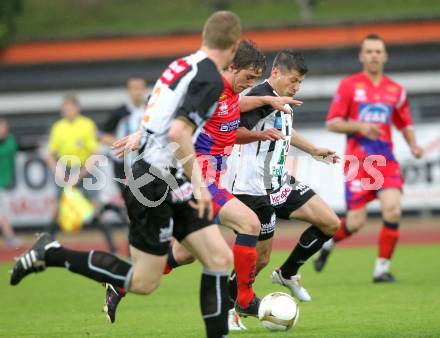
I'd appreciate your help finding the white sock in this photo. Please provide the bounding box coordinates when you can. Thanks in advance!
[373,258,390,277]
[322,238,335,251]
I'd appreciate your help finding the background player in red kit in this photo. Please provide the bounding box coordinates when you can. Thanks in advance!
[314,34,424,282]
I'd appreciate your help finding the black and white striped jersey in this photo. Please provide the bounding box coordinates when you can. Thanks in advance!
[231,80,293,195]
[141,50,224,171]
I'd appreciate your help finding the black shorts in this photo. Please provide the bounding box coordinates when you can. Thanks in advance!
[234,177,315,241]
[123,160,211,256]
[112,161,126,192]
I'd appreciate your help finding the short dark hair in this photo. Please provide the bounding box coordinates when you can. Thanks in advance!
[127,76,146,85]
[273,49,308,75]
[232,39,266,73]
[361,34,386,50]
[127,74,145,81]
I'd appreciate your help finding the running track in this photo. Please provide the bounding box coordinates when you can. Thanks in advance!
[1,220,439,262]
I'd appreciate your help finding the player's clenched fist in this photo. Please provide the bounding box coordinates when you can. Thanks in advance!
[359,123,382,140]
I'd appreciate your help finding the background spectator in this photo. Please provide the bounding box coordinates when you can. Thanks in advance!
[0,117,20,248]
[47,94,117,253]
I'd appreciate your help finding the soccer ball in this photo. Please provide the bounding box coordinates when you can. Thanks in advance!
[258,292,299,331]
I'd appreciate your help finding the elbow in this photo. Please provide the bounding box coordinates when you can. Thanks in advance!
[235,128,251,144]
[168,120,182,143]
[235,137,245,145]
[167,128,180,143]
[168,118,194,144]
[326,122,337,133]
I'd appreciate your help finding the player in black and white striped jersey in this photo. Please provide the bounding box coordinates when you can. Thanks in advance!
[227,50,341,303]
[10,11,241,338]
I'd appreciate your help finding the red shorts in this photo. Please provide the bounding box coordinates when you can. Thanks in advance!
[197,154,234,220]
[208,181,235,221]
[344,160,403,210]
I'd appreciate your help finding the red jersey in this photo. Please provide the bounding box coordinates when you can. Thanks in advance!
[195,76,240,156]
[327,72,413,162]
[194,76,240,186]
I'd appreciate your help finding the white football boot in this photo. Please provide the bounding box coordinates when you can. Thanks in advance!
[228,308,247,331]
[271,269,312,302]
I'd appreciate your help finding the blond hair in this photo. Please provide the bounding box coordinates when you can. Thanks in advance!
[202,11,241,50]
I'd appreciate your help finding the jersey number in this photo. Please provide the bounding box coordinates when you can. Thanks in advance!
[159,59,190,86]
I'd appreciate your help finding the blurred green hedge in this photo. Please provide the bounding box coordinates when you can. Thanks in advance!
[0,0,22,49]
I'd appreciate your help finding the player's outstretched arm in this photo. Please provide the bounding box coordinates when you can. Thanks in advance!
[235,126,284,144]
[402,127,424,158]
[290,128,340,164]
[168,117,213,220]
[239,96,302,113]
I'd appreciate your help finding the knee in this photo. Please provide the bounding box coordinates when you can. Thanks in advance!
[383,204,401,223]
[346,218,365,233]
[237,212,260,236]
[175,248,196,265]
[130,276,161,295]
[180,255,196,265]
[320,214,341,236]
[205,248,233,272]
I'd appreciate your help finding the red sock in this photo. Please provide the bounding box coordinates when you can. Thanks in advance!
[233,235,257,308]
[333,218,352,242]
[163,263,173,275]
[378,225,400,259]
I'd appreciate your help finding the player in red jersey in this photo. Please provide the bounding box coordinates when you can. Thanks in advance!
[314,34,424,282]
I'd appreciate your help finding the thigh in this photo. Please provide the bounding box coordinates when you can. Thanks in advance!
[377,188,401,208]
[218,196,260,234]
[129,244,167,288]
[377,188,402,220]
[289,194,338,228]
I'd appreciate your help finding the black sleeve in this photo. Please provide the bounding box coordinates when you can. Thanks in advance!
[100,106,129,133]
[240,82,275,130]
[239,107,268,130]
[175,59,224,127]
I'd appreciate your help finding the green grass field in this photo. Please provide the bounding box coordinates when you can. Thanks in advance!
[12,0,440,41]
[1,245,439,337]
